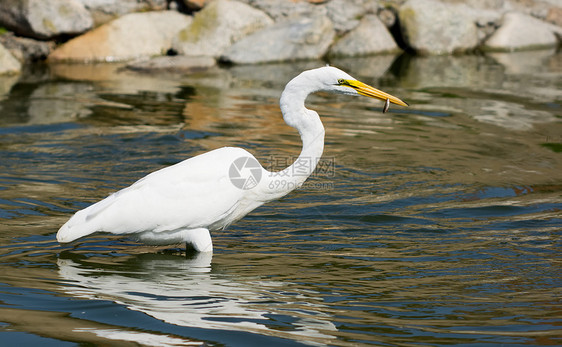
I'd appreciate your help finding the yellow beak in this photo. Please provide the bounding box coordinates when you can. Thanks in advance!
[343,79,409,108]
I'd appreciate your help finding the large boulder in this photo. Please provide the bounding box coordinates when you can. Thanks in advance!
[0,43,21,75]
[399,0,480,54]
[0,0,92,40]
[172,0,273,57]
[329,15,400,57]
[49,11,191,63]
[220,15,335,64]
[483,12,562,51]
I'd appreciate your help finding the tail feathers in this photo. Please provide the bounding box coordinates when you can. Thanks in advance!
[57,210,99,243]
[57,189,123,243]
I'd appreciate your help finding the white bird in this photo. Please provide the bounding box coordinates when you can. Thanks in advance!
[57,66,408,252]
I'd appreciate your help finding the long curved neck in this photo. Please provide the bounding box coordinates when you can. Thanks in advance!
[260,79,325,198]
[280,98,325,181]
[278,112,325,189]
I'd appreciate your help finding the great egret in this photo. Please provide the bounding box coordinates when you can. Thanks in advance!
[57,66,408,252]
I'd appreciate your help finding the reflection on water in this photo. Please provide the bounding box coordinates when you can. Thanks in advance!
[58,251,336,345]
[0,51,561,345]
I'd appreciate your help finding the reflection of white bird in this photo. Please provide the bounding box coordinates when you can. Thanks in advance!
[57,254,338,343]
[57,66,408,252]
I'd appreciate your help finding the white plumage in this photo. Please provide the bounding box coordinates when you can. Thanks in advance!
[57,66,408,252]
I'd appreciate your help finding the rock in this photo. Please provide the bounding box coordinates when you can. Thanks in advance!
[0,43,22,75]
[483,12,561,51]
[378,8,397,28]
[126,55,216,73]
[0,74,19,97]
[499,0,557,20]
[546,7,562,27]
[78,0,168,26]
[458,0,505,10]
[324,0,371,34]
[220,15,335,64]
[242,0,376,34]
[172,0,273,57]
[49,11,191,63]
[399,0,480,54]
[0,32,53,62]
[0,0,92,40]
[329,15,400,57]
[238,0,323,22]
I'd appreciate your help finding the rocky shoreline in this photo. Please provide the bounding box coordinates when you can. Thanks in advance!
[0,0,561,75]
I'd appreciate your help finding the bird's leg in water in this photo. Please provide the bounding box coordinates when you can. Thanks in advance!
[182,228,213,253]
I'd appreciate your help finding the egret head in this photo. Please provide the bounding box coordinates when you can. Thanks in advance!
[312,66,409,108]
[281,66,408,129]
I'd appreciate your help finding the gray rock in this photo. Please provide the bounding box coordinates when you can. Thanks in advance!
[0,43,21,75]
[220,15,335,64]
[0,0,93,40]
[457,0,505,10]
[329,15,400,57]
[78,0,168,26]
[483,12,561,51]
[172,0,273,57]
[49,11,191,63]
[399,0,480,54]
[324,0,371,34]
[378,8,397,28]
[499,0,559,21]
[238,0,323,22]
[0,32,54,62]
[126,56,216,73]
[241,0,377,34]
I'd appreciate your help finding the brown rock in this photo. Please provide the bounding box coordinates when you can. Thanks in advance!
[545,7,562,27]
[49,11,191,63]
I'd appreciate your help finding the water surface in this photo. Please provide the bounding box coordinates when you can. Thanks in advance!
[0,51,561,346]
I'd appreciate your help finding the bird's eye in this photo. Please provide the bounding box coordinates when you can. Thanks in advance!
[337,78,348,86]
